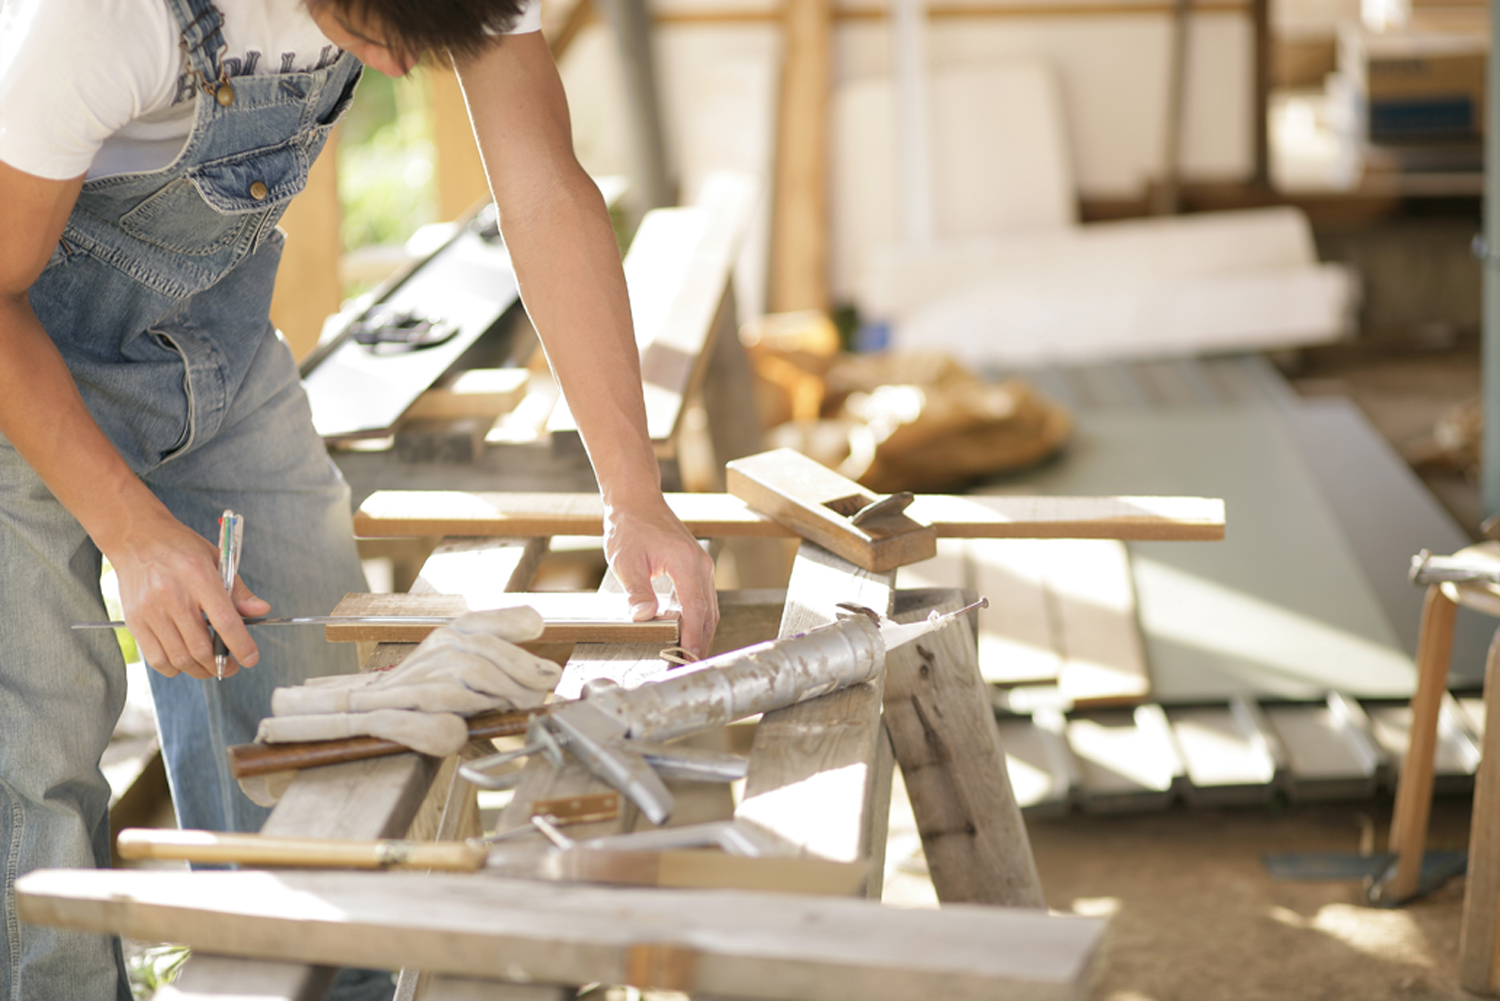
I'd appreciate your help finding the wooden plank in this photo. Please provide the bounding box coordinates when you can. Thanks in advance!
[884,589,1045,907]
[549,177,757,452]
[1461,627,1500,994]
[320,592,679,645]
[1049,540,1151,707]
[179,535,547,999]
[1001,407,1415,701]
[411,536,550,601]
[353,489,1225,541]
[770,0,832,312]
[402,368,530,423]
[968,540,1063,686]
[734,543,895,894]
[17,868,1108,1000]
[726,449,937,572]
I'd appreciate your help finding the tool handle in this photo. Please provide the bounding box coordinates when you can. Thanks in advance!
[227,705,545,778]
[115,829,486,872]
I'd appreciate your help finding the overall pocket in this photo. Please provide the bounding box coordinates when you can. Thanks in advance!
[118,140,309,256]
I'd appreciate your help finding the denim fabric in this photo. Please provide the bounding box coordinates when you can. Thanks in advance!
[0,1,379,998]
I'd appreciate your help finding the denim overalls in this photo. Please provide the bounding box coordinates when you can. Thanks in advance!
[0,1,379,996]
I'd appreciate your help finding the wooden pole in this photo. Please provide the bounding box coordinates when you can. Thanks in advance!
[770,0,832,312]
[269,128,343,362]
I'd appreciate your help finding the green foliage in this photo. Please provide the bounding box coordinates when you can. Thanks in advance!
[338,71,437,253]
[100,560,139,665]
[127,944,190,998]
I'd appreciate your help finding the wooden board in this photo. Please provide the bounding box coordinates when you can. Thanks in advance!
[734,543,895,896]
[300,219,521,440]
[883,589,1044,907]
[402,368,530,423]
[993,407,1416,700]
[17,868,1108,1000]
[726,449,937,573]
[353,489,1224,542]
[321,592,679,645]
[549,176,757,453]
[1048,540,1151,707]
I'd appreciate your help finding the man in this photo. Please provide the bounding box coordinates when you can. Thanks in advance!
[0,0,718,996]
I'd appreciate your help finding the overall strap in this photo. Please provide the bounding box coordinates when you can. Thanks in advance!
[164,0,229,98]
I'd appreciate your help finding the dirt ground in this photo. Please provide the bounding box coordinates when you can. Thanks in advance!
[881,782,1477,1000]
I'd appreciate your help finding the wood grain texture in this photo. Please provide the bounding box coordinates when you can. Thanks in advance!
[884,590,1045,907]
[735,543,895,893]
[1386,585,1459,901]
[321,592,679,645]
[17,868,1108,1000]
[354,489,1225,541]
[727,449,938,572]
[1461,626,1500,995]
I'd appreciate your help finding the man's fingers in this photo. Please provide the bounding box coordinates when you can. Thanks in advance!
[232,576,270,617]
[204,584,259,670]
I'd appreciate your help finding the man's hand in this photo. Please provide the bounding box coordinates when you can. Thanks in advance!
[604,497,718,660]
[107,510,268,680]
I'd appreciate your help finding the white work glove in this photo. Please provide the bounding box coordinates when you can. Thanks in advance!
[255,607,562,756]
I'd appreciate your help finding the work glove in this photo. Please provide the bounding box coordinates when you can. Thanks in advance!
[255,607,562,756]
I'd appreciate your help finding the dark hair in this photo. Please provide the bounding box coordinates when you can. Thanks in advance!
[310,0,530,62]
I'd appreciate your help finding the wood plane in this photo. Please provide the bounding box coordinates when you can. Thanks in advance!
[727,448,938,572]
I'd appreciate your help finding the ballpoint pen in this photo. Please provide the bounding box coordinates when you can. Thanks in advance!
[213,510,243,680]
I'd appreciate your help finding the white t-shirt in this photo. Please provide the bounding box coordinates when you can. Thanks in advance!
[0,0,540,181]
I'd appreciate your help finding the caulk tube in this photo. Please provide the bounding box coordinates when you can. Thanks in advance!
[581,615,885,744]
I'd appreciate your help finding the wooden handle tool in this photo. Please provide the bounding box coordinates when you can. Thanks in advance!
[227,705,546,778]
[115,829,487,872]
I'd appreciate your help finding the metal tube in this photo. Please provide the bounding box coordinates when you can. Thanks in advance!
[586,615,885,743]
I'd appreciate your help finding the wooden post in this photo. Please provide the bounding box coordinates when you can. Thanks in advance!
[1384,585,1459,901]
[1462,625,1500,995]
[884,590,1045,908]
[770,0,831,313]
[426,66,492,222]
[269,128,343,362]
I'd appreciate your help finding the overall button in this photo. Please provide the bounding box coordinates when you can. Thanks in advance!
[249,181,269,201]
[214,83,236,107]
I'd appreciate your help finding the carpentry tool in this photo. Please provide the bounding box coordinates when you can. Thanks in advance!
[459,598,988,825]
[1410,548,1500,587]
[725,448,938,572]
[212,510,243,679]
[112,820,869,894]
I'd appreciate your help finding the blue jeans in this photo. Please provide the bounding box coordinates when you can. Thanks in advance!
[1,237,371,999]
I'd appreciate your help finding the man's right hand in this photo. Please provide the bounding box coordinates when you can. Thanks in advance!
[1,162,262,679]
[106,510,267,680]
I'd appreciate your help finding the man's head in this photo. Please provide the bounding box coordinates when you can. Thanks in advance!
[305,0,531,75]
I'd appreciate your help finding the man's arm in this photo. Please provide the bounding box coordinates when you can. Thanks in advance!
[453,33,718,657]
[0,161,265,678]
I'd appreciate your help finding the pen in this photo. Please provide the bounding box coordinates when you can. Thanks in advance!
[213,510,243,680]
